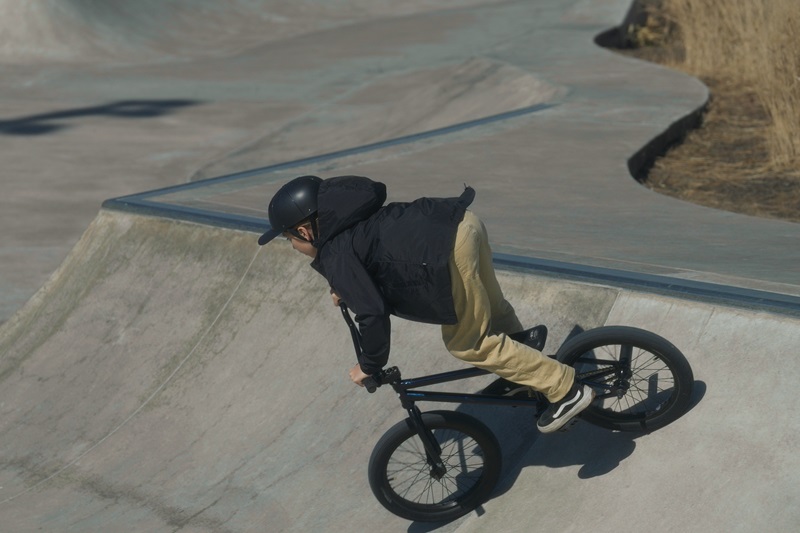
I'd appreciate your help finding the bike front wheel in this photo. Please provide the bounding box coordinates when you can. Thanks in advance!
[557,326,694,432]
[368,410,502,523]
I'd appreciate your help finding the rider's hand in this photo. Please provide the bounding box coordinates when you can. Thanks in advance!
[349,363,371,386]
[331,290,342,307]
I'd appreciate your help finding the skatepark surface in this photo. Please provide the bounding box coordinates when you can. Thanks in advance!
[1,1,799,532]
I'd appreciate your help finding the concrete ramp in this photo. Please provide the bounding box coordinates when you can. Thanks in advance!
[462,292,800,533]
[1,209,798,532]
[0,209,380,531]
[0,209,558,531]
[3,0,799,530]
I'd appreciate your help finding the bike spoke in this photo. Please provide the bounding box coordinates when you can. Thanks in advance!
[575,343,677,417]
[384,428,486,506]
[550,327,693,433]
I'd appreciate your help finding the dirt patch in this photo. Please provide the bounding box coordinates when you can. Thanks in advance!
[605,2,800,223]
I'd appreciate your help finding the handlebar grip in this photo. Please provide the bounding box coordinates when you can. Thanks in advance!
[362,367,400,393]
[362,375,380,393]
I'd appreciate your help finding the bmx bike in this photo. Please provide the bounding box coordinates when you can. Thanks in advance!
[339,304,694,523]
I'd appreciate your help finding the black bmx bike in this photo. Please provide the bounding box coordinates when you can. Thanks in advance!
[339,304,695,523]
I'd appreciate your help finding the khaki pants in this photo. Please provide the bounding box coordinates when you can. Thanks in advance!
[441,211,574,402]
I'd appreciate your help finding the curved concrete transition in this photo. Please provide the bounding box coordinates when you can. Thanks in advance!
[1,1,799,532]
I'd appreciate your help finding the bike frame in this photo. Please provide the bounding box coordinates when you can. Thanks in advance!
[341,304,550,473]
[388,366,545,409]
[381,361,626,478]
[339,303,548,408]
[339,304,627,473]
[394,366,549,479]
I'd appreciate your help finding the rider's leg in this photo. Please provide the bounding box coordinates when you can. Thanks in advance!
[472,213,524,336]
[441,211,574,402]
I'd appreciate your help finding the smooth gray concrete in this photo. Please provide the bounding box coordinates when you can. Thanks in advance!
[2,0,799,532]
[1,0,545,323]
[71,0,800,296]
[4,0,799,324]
[2,209,798,532]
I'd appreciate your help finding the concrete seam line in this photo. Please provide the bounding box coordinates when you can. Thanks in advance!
[0,246,263,505]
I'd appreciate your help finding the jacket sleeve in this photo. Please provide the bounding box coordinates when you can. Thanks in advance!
[325,252,391,375]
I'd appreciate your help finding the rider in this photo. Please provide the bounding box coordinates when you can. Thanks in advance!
[258,174,594,433]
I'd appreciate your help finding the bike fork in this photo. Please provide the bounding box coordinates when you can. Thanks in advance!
[406,406,447,480]
[616,344,634,397]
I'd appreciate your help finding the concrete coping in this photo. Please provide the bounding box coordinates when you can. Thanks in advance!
[101,96,799,319]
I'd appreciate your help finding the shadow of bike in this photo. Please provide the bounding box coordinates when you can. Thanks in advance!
[405,379,706,532]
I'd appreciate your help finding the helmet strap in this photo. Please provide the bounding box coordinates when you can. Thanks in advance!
[309,216,319,246]
[287,227,304,241]
[290,216,318,245]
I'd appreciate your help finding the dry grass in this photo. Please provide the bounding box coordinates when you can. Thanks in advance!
[660,0,800,167]
[617,0,800,222]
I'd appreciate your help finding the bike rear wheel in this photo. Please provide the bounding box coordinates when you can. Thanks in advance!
[556,326,694,432]
[368,410,501,523]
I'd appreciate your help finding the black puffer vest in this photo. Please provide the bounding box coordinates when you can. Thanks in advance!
[310,176,474,374]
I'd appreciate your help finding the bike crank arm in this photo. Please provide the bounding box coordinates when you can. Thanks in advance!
[575,355,635,399]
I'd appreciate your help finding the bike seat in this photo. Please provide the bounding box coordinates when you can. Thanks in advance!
[509,325,548,351]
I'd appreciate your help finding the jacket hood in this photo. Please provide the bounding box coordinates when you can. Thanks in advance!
[315,176,387,247]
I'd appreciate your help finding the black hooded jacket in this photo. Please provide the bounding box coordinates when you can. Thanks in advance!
[310,176,475,374]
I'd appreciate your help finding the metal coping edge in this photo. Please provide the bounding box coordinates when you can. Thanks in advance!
[100,99,800,317]
[104,102,555,205]
[101,198,266,233]
[493,253,800,316]
[100,200,800,317]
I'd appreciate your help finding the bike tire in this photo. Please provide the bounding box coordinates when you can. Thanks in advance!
[556,326,694,432]
[368,410,502,522]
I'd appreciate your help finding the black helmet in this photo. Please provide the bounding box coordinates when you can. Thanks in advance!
[258,175,322,245]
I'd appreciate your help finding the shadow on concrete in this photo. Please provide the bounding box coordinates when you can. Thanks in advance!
[403,378,707,531]
[372,318,705,531]
[494,379,706,491]
[683,379,708,417]
[0,100,201,135]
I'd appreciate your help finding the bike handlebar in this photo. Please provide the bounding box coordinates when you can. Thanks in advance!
[339,303,400,393]
[362,366,401,393]
[362,374,380,393]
